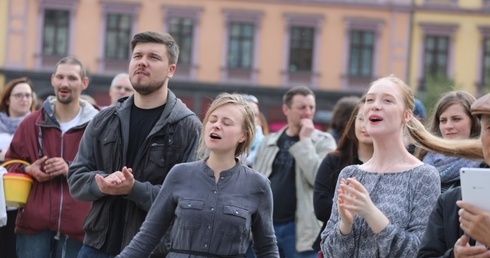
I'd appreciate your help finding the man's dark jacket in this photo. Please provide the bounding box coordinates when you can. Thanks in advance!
[417,187,464,258]
[68,90,202,254]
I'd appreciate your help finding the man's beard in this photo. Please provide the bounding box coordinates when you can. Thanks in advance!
[132,78,166,96]
[57,92,73,105]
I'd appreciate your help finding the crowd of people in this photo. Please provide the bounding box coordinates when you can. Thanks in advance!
[0,30,489,258]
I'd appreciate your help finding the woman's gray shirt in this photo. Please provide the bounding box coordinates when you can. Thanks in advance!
[321,164,440,258]
[117,160,279,258]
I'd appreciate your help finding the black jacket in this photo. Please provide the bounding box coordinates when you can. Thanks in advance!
[417,187,466,258]
[68,90,202,254]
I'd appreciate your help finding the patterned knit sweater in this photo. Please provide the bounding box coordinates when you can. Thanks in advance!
[321,164,440,258]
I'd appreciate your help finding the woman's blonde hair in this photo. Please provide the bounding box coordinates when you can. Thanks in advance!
[197,93,256,161]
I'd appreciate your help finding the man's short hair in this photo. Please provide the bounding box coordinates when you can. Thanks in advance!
[130,31,179,65]
[54,56,87,79]
[282,86,315,107]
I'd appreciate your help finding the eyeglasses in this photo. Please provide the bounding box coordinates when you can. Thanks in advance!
[113,85,133,93]
[11,93,32,99]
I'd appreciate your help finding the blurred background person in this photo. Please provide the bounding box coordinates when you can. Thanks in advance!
[0,77,36,258]
[253,86,336,258]
[242,94,265,167]
[328,96,360,143]
[405,98,427,154]
[416,90,482,193]
[312,96,373,253]
[0,77,36,161]
[103,73,133,109]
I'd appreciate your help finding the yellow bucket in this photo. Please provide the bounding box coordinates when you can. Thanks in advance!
[2,160,33,208]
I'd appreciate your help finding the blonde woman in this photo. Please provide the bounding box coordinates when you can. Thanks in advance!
[117,93,279,258]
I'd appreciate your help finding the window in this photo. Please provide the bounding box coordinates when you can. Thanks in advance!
[221,9,262,84]
[105,14,132,60]
[163,6,202,80]
[35,0,77,69]
[227,22,254,69]
[423,35,449,78]
[417,23,457,90]
[282,13,323,87]
[341,17,383,90]
[168,17,194,66]
[289,26,314,72]
[482,37,490,87]
[348,30,374,77]
[98,2,140,73]
[478,27,490,94]
[42,9,69,57]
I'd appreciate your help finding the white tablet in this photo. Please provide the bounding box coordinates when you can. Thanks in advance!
[460,167,490,212]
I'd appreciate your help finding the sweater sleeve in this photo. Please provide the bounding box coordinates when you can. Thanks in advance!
[68,117,106,201]
[251,176,280,258]
[320,166,357,257]
[116,168,179,258]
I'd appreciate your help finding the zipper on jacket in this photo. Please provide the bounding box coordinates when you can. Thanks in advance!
[56,134,64,240]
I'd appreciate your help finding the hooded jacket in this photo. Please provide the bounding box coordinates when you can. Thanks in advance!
[5,97,99,241]
[67,90,202,253]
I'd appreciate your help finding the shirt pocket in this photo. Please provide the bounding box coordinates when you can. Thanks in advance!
[96,133,121,172]
[221,205,250,237]
[175,199,204,230]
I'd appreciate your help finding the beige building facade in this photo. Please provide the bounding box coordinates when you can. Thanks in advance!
[1,0,411,126]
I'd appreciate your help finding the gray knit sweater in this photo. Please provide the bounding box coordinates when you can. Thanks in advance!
[321,164,440,258]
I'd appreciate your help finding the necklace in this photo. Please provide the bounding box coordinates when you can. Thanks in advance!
[378,155,407,173]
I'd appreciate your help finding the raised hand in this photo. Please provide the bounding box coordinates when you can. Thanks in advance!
[338,177,389,234]
[95,166,135,195]
[338,178,356,235]
[299,118,314,140]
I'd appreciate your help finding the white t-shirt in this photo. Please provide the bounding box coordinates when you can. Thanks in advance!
[59,109,82,134]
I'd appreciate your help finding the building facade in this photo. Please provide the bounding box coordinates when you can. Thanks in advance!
[410,0,490,97]
[1,0,413,127]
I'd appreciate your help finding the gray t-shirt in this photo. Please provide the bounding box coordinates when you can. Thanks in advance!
[321,164,440,258]
[117,160,279,258]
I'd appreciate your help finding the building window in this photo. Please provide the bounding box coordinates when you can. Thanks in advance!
[168,17,194,66]
[227,22,254,69]
[105,14,132,60]
[282,13,323,87]
[417,23,457,91]
[348,30,374,77]
[42,9,69,57]
[423,35,449,78]
[163,6,202,80]
[289,26,314,72]
[482,38,490,87]
[221,9,262,84]
[98,2,140,73]
[33,0,77,70]
[341,17,383,90]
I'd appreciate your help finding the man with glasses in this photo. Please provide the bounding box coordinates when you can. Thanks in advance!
[103,73,133,109]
